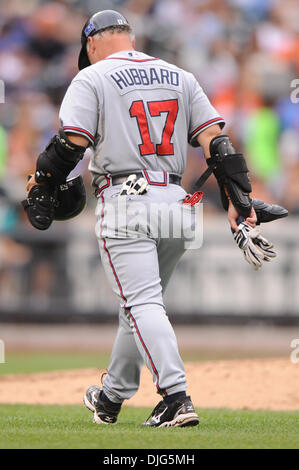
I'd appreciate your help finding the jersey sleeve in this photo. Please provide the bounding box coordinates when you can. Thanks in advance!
[59,78,99,145]
[188,74,225,148]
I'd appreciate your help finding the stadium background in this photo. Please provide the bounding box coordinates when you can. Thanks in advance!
[0,0,298,323]
[0,0,299,450]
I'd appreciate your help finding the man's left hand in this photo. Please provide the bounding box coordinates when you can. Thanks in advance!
[228,199,257,232]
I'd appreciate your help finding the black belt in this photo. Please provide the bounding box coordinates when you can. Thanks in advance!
[111,172,181,186]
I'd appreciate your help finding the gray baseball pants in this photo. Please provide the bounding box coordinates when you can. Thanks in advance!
[95,179,195,403]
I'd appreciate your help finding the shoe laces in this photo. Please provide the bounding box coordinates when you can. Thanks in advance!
[145,400,166,421]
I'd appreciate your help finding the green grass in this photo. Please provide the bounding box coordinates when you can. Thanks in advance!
[0,352,110,375]
[0,405,298,449]
[1,352,297,449]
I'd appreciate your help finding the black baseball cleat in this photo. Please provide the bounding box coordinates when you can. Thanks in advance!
[83,385,121,424]
[142,396,199,428]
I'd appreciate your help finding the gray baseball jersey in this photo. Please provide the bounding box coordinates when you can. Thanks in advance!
[60,50,225,402]
[59,50,224,188]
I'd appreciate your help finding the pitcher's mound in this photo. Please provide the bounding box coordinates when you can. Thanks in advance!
[0,358,298,410]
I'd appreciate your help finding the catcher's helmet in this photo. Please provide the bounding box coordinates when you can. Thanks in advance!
[22,175,86,230]
[54,175,86,221]
[78,10,130,70]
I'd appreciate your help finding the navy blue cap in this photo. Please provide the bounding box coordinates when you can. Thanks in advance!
[78,10,130,70]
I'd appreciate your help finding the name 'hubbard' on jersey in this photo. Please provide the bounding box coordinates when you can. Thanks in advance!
[59,50,225,188]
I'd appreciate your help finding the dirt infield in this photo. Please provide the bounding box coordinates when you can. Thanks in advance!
[1,358,298,410]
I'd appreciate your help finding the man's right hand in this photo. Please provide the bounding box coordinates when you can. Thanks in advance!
[26,174,40,195]
[22,178,56,231]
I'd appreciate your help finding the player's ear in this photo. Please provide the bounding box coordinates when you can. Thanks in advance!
[132,37,136,49]
[87,36,96,56]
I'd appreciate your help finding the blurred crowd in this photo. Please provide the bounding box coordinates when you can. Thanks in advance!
[0,0,298,305]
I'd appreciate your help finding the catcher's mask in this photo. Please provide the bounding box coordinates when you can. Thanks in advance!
[78,10,130,70]
[54,175,86,221]
[22,175,86,225]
